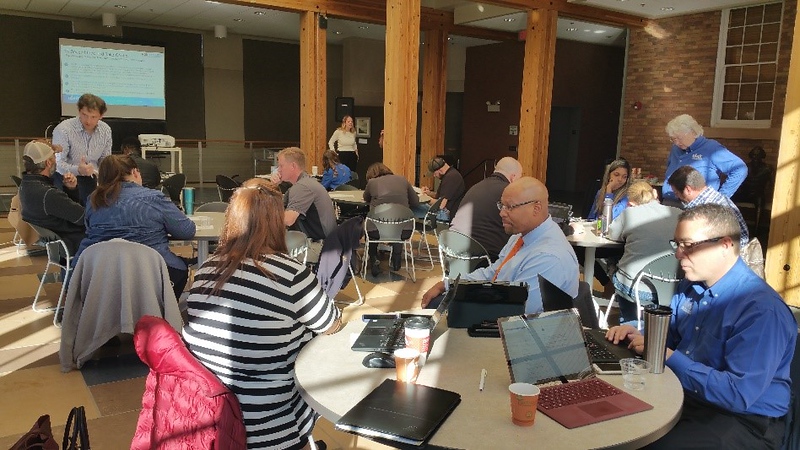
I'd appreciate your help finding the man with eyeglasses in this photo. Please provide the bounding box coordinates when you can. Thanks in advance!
[667,165,749,248]
[662,114,747,205]
[606,204,795,449]
[421,177,578,314]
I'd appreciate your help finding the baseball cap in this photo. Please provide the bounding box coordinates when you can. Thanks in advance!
[428,157,446,173]
[24,141,55,164]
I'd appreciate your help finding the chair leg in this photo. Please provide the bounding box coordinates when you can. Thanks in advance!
[53,263,70,328]
[334,265,365,308]
[404,240,416,282]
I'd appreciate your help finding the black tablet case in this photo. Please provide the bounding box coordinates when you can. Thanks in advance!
[335,378,461,447]
[447,281,528,328]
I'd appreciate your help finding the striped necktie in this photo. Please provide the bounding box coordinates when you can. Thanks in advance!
[493,237,524,282]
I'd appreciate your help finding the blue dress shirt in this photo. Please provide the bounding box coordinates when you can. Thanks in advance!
[464,217,579,314]
[662,135,748,201]
[665,258,796,417]
[587,192,628,221]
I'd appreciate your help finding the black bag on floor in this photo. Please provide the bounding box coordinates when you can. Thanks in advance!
[9,414,59,450]
[62,406,90,450]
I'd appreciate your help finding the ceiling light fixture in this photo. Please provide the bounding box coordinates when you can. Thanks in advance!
[114,5,126,9]
[594,30,606,34]
[102,13,117,27]
[233,18,243,22]
[661,7,674,11]
[214,24,227,38]
[504,18,515,22]
[567,27,578,31]
[358,25,369,29]
[254,11,266,15]
[334,31,342,35]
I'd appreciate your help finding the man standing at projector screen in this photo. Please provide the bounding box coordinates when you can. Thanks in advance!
[52,93,112,203]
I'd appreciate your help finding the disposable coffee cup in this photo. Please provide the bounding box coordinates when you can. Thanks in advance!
[508,383,540,426]
[620,358,652,391]
[404,317,431,354]
[182,187,195,215]
[394,348,420,383]
[312,165,319,176]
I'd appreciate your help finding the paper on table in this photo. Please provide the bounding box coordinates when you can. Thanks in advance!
[194,225,214,230]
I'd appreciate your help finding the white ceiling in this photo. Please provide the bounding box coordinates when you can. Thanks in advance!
[0,0,773,48]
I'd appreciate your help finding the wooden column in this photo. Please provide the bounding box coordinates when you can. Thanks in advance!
[384,0,421,182]
[299,11,327,166]
[420,28,448,188]
[766,7,800,307]
[517,9,557,181]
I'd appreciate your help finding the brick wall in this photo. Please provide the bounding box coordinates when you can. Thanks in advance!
[620,0,796,192]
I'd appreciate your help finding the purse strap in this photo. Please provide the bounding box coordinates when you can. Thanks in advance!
[62,406,91,450]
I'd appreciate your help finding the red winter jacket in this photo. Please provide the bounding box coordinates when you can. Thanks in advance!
[131,316,247,449]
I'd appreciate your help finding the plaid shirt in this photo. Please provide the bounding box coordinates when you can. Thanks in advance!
[685,186,750,248]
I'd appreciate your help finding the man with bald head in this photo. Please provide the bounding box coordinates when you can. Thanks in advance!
[422,177,579,314]
[449,157,523,261]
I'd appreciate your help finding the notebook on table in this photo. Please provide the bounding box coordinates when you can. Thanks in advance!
[498,309,652,429]
[538,274,638,365]
[446,280,528,328]
[335,378,461,447]
[351,275,460,353]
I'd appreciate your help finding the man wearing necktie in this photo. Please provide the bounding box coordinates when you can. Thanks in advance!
[422,177,579,314]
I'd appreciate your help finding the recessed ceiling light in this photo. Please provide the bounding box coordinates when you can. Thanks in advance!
[358,25,369,29]
[661,7,674,11]
[233,18,243,22]
[594,30,606,34]
[114,5,126,9]
[254,11,266,15]
[334,31,342,35]
[205,1,220,4]
[567,27,578,31]
[583,29,591,32]
[503,18,515,22]
[447,37,452,40]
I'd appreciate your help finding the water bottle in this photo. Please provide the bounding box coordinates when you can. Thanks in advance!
[601,198,613,235]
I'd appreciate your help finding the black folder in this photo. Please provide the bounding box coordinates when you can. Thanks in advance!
[335,378,462,447]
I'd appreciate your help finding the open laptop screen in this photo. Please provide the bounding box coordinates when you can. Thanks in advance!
[498,309,594,385]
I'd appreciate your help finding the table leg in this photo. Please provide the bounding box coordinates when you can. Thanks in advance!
[198,241,209,266]
[584,247,596,284]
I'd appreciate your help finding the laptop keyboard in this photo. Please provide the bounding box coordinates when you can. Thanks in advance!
[538,378,622,410]
[378,323,406,350]
[584,331,618,362]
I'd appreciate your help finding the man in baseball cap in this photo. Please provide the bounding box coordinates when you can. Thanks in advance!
[18,140,86,256]
[420,156,465,222]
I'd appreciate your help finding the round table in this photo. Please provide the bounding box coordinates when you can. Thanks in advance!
[295,320,682,449]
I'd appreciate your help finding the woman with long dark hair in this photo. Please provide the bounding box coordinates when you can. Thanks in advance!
[75,155,195,298]
[183,178,342,450]
[588,158,632,220]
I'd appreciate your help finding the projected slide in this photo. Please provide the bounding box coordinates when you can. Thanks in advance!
[59,38,166,120]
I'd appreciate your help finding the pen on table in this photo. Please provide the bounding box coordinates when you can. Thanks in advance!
[479,368,487,392]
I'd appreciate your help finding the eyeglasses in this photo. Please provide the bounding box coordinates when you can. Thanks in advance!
[669,237,725,252]
[496,200,540,212]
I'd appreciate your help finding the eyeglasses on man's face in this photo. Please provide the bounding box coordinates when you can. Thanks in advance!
[496,199,540,212]
[669,236,725,252]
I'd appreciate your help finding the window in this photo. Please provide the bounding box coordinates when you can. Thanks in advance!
[712,2,783,128]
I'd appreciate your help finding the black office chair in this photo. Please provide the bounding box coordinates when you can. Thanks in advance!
[215,175,241,202]
[161,173,186,209]
[347,171,360,188]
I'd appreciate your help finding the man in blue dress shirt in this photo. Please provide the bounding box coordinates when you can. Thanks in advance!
[607,204,795,449]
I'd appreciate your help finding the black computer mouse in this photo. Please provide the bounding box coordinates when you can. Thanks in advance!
[362,352,396,369]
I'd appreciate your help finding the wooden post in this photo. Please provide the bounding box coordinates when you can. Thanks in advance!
[299,11,327,167]
[766,5,800,307]
[517,9,557,181]
[420,28,448,188]
[384,0,421,182]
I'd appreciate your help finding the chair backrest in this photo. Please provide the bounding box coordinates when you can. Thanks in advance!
[215,175,241,202]
[28,223,68,263]
[162,173,186,204]
[366,203,415,241]
[285,230,309,264]
[437,229,491,278]
[548,202,573,225]
[573,281,600,329]
[334,183,359,191]
[634,251,684,306]
[10,175,22,188]
[195,201,229,213]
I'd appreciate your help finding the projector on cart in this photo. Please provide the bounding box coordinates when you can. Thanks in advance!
[138,134,175,148]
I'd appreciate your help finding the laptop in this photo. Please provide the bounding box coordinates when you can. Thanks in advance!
[447,280,528,328]
[351,275,460,353]
[498,309,652,428]
[538,274,638,365]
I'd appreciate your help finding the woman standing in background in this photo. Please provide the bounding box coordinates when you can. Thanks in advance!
[328,115,359,172]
